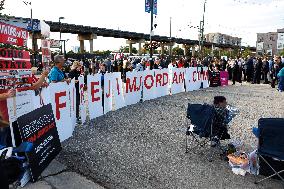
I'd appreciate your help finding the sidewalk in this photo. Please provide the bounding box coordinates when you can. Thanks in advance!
[19,160,105,189]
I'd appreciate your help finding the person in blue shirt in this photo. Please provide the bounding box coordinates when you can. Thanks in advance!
[48,55,70,83]
[277,66,284,92]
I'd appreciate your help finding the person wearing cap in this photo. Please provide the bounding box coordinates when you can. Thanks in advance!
[48,55,70,84]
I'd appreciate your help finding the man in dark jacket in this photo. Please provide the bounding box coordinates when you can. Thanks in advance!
[262,57,269,84]
[253,58,263,84]
[246,56,254,82]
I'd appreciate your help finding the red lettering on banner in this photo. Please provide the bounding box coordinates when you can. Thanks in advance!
[90,82,100,102]
[116,78,120,95]
[203,70,208,80]
[137,76,143,91]
[162,73,169,86]
[172,72,178,84]
[156,74,162,87]
[198,71,201,81]
[126,77,138,93]
[144,75,154,90]
[80,84,84,104]
[179,72,185,83]
[55,91,67,120]
[193,71,197,82]
[106,80,111,98]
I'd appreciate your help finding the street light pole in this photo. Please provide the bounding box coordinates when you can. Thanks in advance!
[200,0,207,60]
[169,17,172,62]
[23,1,35,66]
[59,17,65,55]
[149,0,154,58]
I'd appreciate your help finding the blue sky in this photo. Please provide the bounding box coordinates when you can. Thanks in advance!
[3,0,284,51]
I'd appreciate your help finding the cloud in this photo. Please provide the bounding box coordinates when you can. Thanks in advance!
[3,0,284,50]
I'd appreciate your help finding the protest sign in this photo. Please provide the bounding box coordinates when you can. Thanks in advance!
[17,104,61,182]
[0,48,31,70]
[171,68,185,94]
[87,74,103,120]
[154,68,169,97]
[112,72,125,110]
[79,76,87,124]
[0,22,28,47]
[143,70,156,101]
[125,71,143,105]
[49,82,73,142]
[104,73,113,114]
[69,79,77,130]
[220,71,229,86]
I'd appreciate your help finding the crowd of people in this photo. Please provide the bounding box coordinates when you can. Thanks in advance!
[51,54,284,92]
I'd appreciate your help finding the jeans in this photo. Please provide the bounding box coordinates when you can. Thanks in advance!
[278,76,284,92]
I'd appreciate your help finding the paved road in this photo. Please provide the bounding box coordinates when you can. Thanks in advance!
[57,83,284,189]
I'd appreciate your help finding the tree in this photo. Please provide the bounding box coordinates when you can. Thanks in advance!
[241,47,252,58]
[280,49,284,56]
[120,46,138,54]
[172,46,184,56]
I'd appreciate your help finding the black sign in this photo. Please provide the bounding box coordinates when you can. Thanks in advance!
[209,71,221,87]
[17,104,62,182]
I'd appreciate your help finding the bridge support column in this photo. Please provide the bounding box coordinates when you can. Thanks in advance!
[89,39,94,54]
[138,42,142,56]
[78,33,97,53]
[79,40,84,53]
[161,44,165,56]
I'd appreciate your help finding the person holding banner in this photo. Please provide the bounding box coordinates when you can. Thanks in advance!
[68,61,82,122]
[0,71,49,146]
[48,55,70,84]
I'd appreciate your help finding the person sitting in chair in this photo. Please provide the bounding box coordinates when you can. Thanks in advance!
[212,96,231,145]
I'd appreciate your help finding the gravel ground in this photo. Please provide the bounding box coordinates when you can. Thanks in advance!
[58,83,284,189]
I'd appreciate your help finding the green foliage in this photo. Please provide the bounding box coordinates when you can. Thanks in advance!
[279,49,284,56]
[241,47,252,58]
[172,46,184,56]
[120,46,138,54]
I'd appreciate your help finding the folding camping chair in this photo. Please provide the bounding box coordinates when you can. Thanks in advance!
[185,103,225,162]
[185,103,238,161]
[254,118,284,185]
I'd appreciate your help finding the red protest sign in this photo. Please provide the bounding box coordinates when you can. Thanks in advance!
[0,22,29,47]
[0,48,31,70]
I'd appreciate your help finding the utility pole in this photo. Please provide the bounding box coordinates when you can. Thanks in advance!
[200,0,207,60]
[23,1,35,66]
[149,0,154,58]
[169,17,172,62]
[59,17,65,55]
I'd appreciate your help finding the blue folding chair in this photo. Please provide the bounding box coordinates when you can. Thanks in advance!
[255,118,284,184]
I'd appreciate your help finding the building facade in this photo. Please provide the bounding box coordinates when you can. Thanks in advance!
[204,33,242,46]
[256,28,284,56]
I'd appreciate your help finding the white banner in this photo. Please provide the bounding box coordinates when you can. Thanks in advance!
[87,74,103,120]
[143,70,156,101]
[79,76,87,124]
[112,72,125,110]
[202,67,209,89]
[49,82,73,142]
[33,87,51,110]
[104,73,113,114]
[154,69,169,98]
[7,90,34,123]
[171,68,185,95]
[125,71,143,106]
[69,79,77,130]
